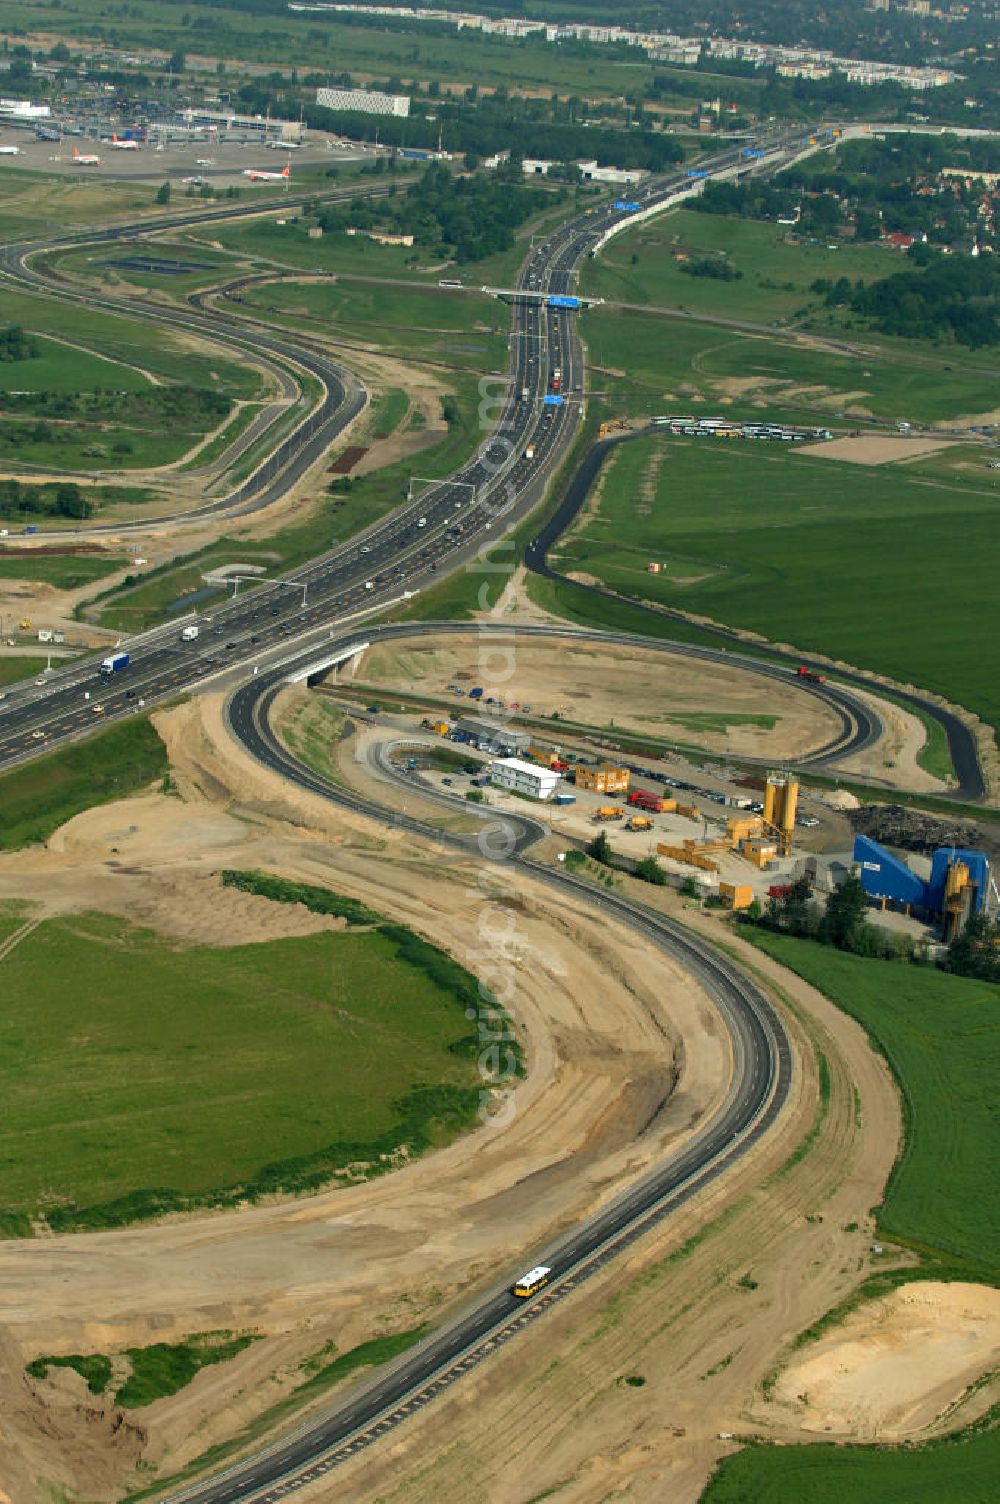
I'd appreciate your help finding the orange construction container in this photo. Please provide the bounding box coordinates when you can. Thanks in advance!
[575,765,631,795]
[719,882,754,910]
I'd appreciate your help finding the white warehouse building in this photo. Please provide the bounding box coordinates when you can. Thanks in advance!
[490,757,560,801]
[316,86,410,117]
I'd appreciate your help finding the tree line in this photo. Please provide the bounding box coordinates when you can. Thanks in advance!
[316,161,558,264]
[0,386,231,426]
[0,479,93,519]
[819,252,1000,348]
[754,873,1000,982]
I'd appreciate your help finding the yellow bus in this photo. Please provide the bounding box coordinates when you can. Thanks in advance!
[513,1265,552,1298]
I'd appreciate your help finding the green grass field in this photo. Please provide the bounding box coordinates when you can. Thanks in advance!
[0,715,168,850]
[0,908,483,1233]
[0,289,266,476]
[0,288,261,397]
[702,1422,1000,1504]
[553,434,1000,735]
[0,167,159,239]
[0,553,126,589]
[237,277,510,374]
[586,207,893,323]
[704,932,1000,1502]
[0,333,151,396]
[0,0,670,105]
[581,304,999,426]
[747,934,999,1275]
[0,657,48,687]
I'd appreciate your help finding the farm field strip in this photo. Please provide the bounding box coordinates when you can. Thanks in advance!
[555,434,1000,738]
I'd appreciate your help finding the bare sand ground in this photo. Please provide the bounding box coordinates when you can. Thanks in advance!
[351,632,843,762]
[800,435,950,465]
[769,1281,1000,1441]
[0,693,742,1501]
[828,683,950,794]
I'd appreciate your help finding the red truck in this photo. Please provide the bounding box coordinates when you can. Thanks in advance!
[628,788,666,813]
[796,665,826,683]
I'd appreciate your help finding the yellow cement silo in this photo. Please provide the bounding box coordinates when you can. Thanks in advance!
[764,773,799,856]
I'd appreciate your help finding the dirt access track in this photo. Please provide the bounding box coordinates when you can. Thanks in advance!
[351,630,844,762]
[0,688,968,1504]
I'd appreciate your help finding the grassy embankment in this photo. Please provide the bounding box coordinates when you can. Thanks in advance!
[701,934,1000,1501]
[0,715,168,851]
[0,869,510,1236]
[27,1332,258,1408]
[277,694,346,784]
[120,1325,429,1504]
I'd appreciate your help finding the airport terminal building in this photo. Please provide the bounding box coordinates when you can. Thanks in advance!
[316,86,410,117]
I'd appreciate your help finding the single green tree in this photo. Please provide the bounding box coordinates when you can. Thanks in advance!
[635,855,666,886]
[587,830,612,864]
[822,874,868,950]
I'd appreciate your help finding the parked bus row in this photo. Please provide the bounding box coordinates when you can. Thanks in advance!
[650,415,833,443]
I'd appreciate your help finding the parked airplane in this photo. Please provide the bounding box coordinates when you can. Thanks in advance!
[72,147,101,165]
[243,163,290,182]
[0,145,20,156]
[110,134,140,150]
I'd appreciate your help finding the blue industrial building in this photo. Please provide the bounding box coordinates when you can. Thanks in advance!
[854,834,927,909]
[853,834,993,935]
